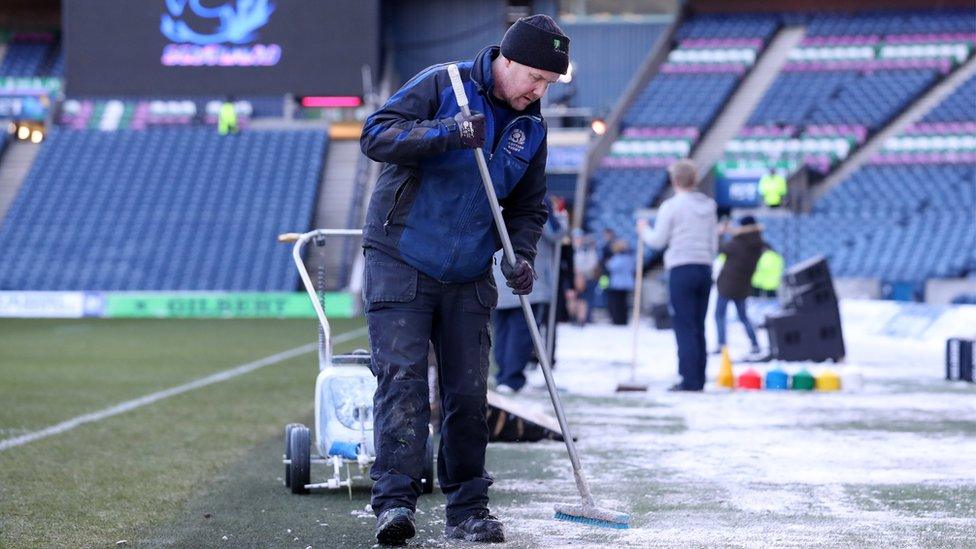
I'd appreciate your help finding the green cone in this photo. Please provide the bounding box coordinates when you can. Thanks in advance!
[791,369,815,390]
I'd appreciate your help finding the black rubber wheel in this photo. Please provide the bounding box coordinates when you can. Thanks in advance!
[289,425,311,494]
[283,423,302,488]
[421,430,435,494]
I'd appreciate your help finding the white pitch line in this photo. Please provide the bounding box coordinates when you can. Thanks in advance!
[0,326,369,452]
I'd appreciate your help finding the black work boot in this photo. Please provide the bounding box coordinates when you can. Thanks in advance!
[444,510,505,543]
[375,507,416,546]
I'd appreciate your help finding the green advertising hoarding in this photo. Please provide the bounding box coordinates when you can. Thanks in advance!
[103,292,355,319]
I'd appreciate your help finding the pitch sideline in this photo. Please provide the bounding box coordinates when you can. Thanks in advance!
[0,326,369,452]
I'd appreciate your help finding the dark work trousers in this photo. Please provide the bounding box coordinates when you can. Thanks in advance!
[715,295,758,347]
[605,289,630,325]
[491,303,544,391]
[668,264,712,390]
[364,248,497,526]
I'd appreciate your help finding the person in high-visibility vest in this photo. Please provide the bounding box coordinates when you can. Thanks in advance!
[751,248,784,297]
[758,168,787,208]
[218,97,238,136]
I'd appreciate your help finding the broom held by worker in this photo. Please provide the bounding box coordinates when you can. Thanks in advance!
[359,14,570,545]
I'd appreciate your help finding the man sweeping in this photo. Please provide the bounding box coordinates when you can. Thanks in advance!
[359,15,570,545]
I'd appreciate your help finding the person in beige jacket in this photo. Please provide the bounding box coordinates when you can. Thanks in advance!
[638,160,717,391]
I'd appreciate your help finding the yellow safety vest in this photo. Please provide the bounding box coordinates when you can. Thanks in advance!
[219,103,238,135]
[751,250,784,291]
[758,174,787,206]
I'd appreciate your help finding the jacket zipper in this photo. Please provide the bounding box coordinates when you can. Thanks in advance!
[383,179,410,234]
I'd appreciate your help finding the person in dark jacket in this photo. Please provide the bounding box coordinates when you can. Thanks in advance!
[714,215,767,354]
[359,14,570,545]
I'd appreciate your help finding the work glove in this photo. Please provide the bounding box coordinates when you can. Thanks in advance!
[501,255,536,295]
[454,111,486,149]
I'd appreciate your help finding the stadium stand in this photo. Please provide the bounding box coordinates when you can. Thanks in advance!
[0,7,970,297]
[587,13,782,237]
[585,169,670,237]
[798,9,975,36]
[58,96,284,130]
[761,69,976,286]
[582,8,974,294]
[749,70,939,132]
[0,32,61,77]
[549,20,667,115]
[921,73,976,122]
[727,9,974,174]
[624,73,740,128]
[0,128,326,291]
[761,210,974,283]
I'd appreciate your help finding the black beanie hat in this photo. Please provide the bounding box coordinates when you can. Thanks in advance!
[500,15,570,75]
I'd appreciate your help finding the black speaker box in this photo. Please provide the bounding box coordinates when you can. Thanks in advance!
[766,307,845,362]
[783,255,832,288]
[781,280,838,313]
[651,303,672,330]
[945,338,974,382]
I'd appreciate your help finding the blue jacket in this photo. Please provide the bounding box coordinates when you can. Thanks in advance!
[606,253,636,291]
[361,46,549,283]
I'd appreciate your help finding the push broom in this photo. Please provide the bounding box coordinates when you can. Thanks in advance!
[447,64,630,530]
[616,234,648,392]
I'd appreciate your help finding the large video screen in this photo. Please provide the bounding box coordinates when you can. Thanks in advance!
[63,0,378,96]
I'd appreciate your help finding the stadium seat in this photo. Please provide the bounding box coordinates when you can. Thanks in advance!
[0,128,327,291]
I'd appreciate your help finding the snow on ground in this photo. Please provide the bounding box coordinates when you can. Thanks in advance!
[491,299,976,546]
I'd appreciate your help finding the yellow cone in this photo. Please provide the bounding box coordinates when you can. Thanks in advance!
[717,346,734,389]
[815,368,841,392]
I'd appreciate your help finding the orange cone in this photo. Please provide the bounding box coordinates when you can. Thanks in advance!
[717,346,734,389]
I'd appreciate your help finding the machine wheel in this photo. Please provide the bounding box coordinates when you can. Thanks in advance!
[283,423,302,488]
[421,430,435,494]
[289,425,311,494]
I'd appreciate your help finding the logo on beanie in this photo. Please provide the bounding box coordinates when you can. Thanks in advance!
[553,38,567,53]
[507,128,526,154]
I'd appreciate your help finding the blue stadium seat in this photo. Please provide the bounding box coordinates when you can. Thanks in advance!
[749,69,938,131]
[762,163,975,283]
[0,128,327,290]
[675,14,780,41]
[801,9,976,36]
[623,74,740,128]
[923,75,976,123]
[0,42,49,76]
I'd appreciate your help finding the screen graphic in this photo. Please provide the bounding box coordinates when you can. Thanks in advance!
[64,0,378,96]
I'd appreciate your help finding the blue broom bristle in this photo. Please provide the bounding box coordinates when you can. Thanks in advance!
[554,511,630,529]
